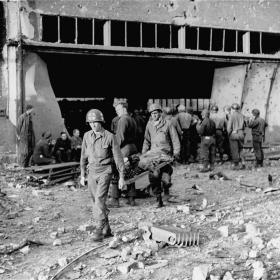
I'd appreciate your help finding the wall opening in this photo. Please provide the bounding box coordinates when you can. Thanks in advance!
[142,23,155,48]
[127,22,140,47]
[111,20,125,47]
[77,18,93,45]
[60,16,75,43]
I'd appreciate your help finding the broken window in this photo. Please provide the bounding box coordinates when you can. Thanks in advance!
[111,20,125,47]
[42,15,58,42]
[127,22,140,47]
[142,23,155,48]
[77,18,93,45]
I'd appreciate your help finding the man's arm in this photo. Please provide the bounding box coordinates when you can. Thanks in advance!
[80,135,88,178]
[227,116,233,135]
[115,117,127,147]
[142,124,151,154]
[111,135,125,179]
[169,123,180,157]
[16,114,24,139]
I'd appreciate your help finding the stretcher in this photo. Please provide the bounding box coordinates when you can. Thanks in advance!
[124,161,171,185]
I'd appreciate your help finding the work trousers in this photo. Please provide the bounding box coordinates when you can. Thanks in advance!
[200,136,216,166]
[88,165,112,221]
[229,138,245,164]
[18,137,34,168]
[252,138,264,164]
[71,148,81,162]
[223,132,231,160]
[148,164,173,197]
[55,149,72,163]
[33,156,53,166]
[110,172,136,199]
[181,129,191,163]
[189,126,199,161]
[215,130,225,159]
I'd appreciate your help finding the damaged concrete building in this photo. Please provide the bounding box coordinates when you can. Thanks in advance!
[1,0,280,155]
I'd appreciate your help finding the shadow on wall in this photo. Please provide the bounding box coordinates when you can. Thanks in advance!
[23,52,66,143]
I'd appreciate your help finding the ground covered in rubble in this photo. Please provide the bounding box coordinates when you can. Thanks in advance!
[1,159,280,280]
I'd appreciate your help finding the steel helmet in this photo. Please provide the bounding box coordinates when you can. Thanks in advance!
[177,104,186,112]
[149,103,162,113]
[86,109,105,123]
[231,103,240,110]
[252,108,260,116]
[211,105,219,112]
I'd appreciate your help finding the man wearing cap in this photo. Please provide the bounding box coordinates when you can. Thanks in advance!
[80,109,125,241]
[16,104,35,167]
[176,104,192,164]
[142,103,180,207]
[247,109,267,167]
[109,101,138,207]
[210,105,227,163]
[227,103,246,170]
[32,131,56,165]
[196,109,216,172]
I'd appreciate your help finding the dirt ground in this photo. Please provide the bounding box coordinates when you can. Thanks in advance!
[1,159,280,280]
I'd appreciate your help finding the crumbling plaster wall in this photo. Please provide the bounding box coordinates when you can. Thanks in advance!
[23,52,66,142]
[20,0,280,39]
[211,63,280,144]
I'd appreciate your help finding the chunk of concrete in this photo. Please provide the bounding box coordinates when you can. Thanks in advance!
[53,239,62,246]
[192,265,210,280]
[252,261,267,280]
[57,257,69,267]
[267,236,280,250]
[218,226,229,237]
[117,261,138,274]
[222,271,234,280]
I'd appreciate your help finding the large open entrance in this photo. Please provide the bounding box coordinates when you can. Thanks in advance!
[39,52,238,136]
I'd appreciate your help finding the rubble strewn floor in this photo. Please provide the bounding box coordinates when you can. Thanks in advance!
[1,160,280,280]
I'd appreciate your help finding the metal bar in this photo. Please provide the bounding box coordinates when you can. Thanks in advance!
[92,19,95,45]
[222,29,225,51]
[260,32,262,54]
[209,28,212,51]
[155,23,157,48]
[39,14,43,41]
[140,22,143,47]
[124,21,127,47]
[236,30,238,52]
[169,25,172,49]
[197,27,199,50]
[57,15,61,43]
[75,17,78,44]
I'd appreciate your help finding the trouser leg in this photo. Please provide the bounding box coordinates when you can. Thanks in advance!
[127,183,136,197]
[229,139,239,164]
[209,142,216,167]
[161,164,173,194]
[253,140,263,165]
[216,130,224,160]
[200,139,210,166]
[110,173,120,199]
[55,150,62,163]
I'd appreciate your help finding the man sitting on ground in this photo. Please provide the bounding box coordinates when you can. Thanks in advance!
[32,131,56,165]
[71,129,82,162]
[53,132,72,163]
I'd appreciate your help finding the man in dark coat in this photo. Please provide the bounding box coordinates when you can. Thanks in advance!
[110,102,138,207]
[32,131,55,165]
[247,109,267,167]
[71,129,82,162]
[16,104,35,167]
[53,132,72,163]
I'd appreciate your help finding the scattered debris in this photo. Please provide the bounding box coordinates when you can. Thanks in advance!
[192,265,210,280]
[209,172,230,180]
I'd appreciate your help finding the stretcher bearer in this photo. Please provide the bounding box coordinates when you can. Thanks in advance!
[142,103,180,208]
[80,109,125,242]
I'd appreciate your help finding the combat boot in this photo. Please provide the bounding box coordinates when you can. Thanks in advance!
[107,198,120,208]
[156,195,164,208]
[102,217,113,238]
[126,197,136,206]
[200,163,210,173]
[91,219,106,242]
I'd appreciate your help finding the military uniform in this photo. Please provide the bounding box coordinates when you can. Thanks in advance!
[227,105,246,168]
[248,114,266,167]
[81,129,125,222]
[210,111,226,161]
[196,115,216,171]
[177,111,192,163]
[142,117,180,203]
[111,113,138,202]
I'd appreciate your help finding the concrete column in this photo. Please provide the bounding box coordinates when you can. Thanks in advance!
[178,26,185,49]
[242,32,250,54]
[103,20,111,46]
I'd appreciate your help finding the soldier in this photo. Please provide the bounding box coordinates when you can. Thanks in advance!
[163,107,182,139]
[223,105,232,161]
[196,109,216,172]
[227,103,246,170]
[16,104,35,167]
[177,104,192,164]
[142,103,180,207]
[210,105,227,163]
[247,109,266,167]
[80,109,125,241]
[110,102,138,207]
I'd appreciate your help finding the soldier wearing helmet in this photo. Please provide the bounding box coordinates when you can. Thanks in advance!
[80,109,125,241]
[247,108,267,167]
[210,105,227,163]
[227,103,246,170]
[223,105,232,161]
[109,101,138,207]
[163,107,183,138]
[142,103,180,207]
[196,109,216,172]
[176,104,192,164]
